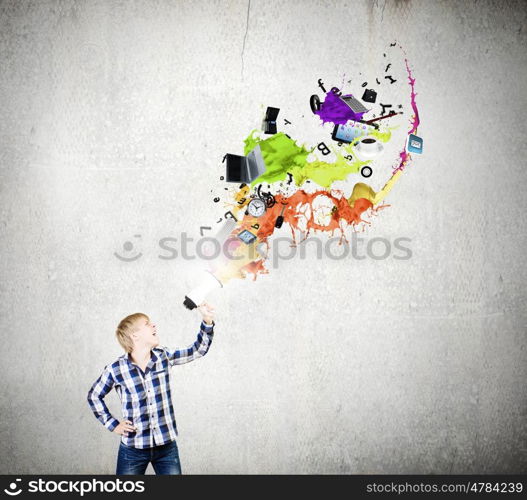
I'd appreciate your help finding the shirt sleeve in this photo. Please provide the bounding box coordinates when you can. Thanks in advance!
[87,365,120,432]
[163,320,215,366]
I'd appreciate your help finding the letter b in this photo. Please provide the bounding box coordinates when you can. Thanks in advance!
[317,142,330,156]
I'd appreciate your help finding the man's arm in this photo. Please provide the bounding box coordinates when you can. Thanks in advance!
[164,320,215,366]
[87,365,120,432]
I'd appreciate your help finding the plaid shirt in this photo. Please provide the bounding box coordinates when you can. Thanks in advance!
[87,321,214,449]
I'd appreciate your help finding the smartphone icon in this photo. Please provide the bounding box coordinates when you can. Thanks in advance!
[237,230,257,245]
[331,121,372,143]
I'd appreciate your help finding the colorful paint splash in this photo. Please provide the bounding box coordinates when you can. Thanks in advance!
[243,132,369,189]
[316,91,367,124]
[209,48,421,282]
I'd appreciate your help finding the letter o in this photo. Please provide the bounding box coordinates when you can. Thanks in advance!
[367,237,391,260]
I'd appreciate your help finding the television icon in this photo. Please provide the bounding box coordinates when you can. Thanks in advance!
[406,133,423,154]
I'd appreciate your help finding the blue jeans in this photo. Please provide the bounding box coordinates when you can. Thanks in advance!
[116,440,182,475]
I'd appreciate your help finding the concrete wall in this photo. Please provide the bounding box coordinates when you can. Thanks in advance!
[1,0,526,473]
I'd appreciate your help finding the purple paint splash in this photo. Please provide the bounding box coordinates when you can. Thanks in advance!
[316,91,367,125]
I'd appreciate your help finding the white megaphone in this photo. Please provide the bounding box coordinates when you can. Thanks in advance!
[183,270,223,310]
[183,219,236,310]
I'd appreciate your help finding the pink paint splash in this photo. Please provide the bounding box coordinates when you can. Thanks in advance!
[393,58,420,174]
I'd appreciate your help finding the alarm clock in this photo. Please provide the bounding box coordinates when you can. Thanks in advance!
[247,198,266,217]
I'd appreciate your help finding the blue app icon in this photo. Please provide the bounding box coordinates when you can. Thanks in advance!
[406,133,423,154]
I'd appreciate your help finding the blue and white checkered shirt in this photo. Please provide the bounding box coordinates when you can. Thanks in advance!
[87,321,214,449]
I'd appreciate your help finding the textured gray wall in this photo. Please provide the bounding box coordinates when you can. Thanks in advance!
[1,0,526,474]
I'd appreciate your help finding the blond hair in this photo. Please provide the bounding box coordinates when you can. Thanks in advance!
[116,313,149,353]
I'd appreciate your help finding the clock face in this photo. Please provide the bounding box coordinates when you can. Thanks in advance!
[248,198,266,217]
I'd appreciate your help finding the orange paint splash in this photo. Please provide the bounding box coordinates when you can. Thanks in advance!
[241,259,269,281]
[249,192,373,242]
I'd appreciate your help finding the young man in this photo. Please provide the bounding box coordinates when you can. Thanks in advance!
[87,303,215,475]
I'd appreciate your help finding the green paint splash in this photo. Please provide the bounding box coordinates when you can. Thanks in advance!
[244,132,310,185]
[244,129,394,189]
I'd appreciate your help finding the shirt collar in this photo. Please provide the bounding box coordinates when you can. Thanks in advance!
[125,348,159,374]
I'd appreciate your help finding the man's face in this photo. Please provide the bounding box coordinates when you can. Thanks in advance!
[132,317,159,350]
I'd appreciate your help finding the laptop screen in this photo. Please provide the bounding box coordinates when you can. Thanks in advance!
[246,145,266,182]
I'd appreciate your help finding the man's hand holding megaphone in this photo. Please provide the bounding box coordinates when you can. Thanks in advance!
[197,302,215,325]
